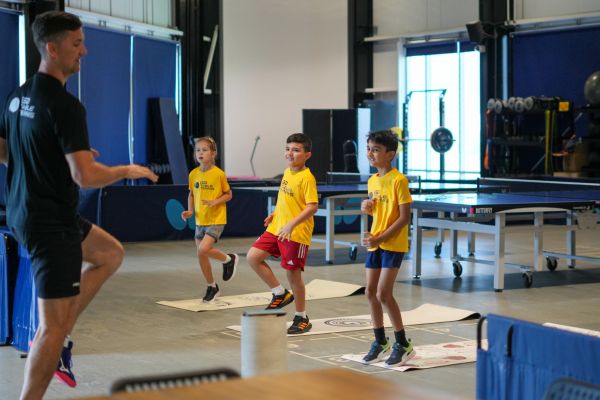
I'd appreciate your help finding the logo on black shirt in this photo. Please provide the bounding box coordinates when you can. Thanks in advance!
[8,97,19,113]
[20,97,35,119]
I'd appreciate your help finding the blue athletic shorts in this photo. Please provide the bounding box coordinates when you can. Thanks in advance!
[365,248,405,269]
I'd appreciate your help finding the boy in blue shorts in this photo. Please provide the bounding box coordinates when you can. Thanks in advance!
[360,130,415,366]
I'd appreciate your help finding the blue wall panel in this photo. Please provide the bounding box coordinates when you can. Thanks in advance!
[0,9,20,206]
[80,27,131,167]
[132,37,177,165]
[513,27,600,106]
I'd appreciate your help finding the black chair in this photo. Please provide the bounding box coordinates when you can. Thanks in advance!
[544,378,600,400]
[342,140,358,173]
[109,367,240,394]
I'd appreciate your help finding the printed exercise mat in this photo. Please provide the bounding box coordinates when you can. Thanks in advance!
[342,340,484,372]
[227,303,480,335]
[157,279,365,312]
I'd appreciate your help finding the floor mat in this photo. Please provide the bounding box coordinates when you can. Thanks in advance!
[342,339,483,372]
[226,303,480,335]
[157,279,365,312]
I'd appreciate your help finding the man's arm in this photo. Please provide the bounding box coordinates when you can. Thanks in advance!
[65,150,158,188]
[0,138,7,166]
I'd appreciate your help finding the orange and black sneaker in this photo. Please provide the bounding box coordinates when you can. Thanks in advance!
[265,289,294,310]
[287,315,312,334]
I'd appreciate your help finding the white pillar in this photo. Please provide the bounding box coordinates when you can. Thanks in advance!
[241,310,287,377]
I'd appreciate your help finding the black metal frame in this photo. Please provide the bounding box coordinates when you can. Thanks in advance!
[478,0,513,176]
[110,367,240,394]
[348,0,373,108]
[175,0,222,170]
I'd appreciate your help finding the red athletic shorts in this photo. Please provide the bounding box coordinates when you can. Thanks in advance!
[252,231,309,271]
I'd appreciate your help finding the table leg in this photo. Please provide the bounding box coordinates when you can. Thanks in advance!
[412,209,423,279]
[325,198,335,264]
[450,212,458,259]
[567,211,576,268]
[494,213,506,291]
[467,232,475,256]
[533,212,543,272]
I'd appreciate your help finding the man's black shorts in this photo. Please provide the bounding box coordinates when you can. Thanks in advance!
[13,216,93,299]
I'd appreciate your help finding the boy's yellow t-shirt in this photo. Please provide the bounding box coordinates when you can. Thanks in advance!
[188,166,231,226]
[266,167,318,245]
[367,168,412,252]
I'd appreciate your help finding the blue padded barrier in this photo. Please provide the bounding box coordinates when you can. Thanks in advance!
[11,244,38,353]
[0,233,8,344]
[477,314,600,400]
[0,229,18,345]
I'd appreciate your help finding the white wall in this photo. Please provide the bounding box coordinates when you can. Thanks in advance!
[374,0,478,36]
[66,0,172,28]
[222,0,348,178]
[372,0,478,92]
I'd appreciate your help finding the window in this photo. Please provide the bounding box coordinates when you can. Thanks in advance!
[404,42,480,180]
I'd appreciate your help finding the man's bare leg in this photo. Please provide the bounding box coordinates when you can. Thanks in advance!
[20,297,76,400]
[66,225,124,333]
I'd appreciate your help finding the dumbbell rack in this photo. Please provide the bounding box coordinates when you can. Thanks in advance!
[485,97,573,177]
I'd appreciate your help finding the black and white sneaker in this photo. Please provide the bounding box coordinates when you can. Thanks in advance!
[203,284,220,303]
[222,253,239,281]
[362,339,391,364]
[385,340,415,366]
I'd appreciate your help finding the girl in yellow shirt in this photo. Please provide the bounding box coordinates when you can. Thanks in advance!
[181,137,238,302]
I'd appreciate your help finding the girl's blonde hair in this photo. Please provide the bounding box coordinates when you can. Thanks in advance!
[195,136,217,152]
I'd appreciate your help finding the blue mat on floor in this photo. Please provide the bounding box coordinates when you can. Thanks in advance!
[400,267,600,292]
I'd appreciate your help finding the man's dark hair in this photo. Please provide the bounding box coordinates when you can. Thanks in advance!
[32,11,82,57]
[367,130,399,153]
[286,133,312,152]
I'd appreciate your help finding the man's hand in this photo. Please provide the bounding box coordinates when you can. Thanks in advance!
[126,165,159,183]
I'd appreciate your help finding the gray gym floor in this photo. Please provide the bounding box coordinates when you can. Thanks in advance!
[1,229,599,399]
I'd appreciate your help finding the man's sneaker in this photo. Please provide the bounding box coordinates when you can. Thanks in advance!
[222,253,239,281]
[362,339,391,364]
[203,284,220,303]
[287,315,312,334]
[385,340,416,366]
[265,289,294,310]
[54,340,76,388]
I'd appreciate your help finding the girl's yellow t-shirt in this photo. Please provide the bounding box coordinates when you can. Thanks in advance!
[188,166,230,226]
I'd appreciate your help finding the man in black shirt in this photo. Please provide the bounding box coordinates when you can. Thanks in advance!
[0,11,158,400]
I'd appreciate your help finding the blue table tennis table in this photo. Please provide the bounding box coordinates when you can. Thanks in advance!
[236,181,481,263]
[478,178,600,271]
[411,191,596,291]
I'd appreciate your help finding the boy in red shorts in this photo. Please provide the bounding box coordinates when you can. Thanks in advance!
[247,133,318,334]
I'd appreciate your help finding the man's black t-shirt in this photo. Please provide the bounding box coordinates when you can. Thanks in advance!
[0,73,90,232]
